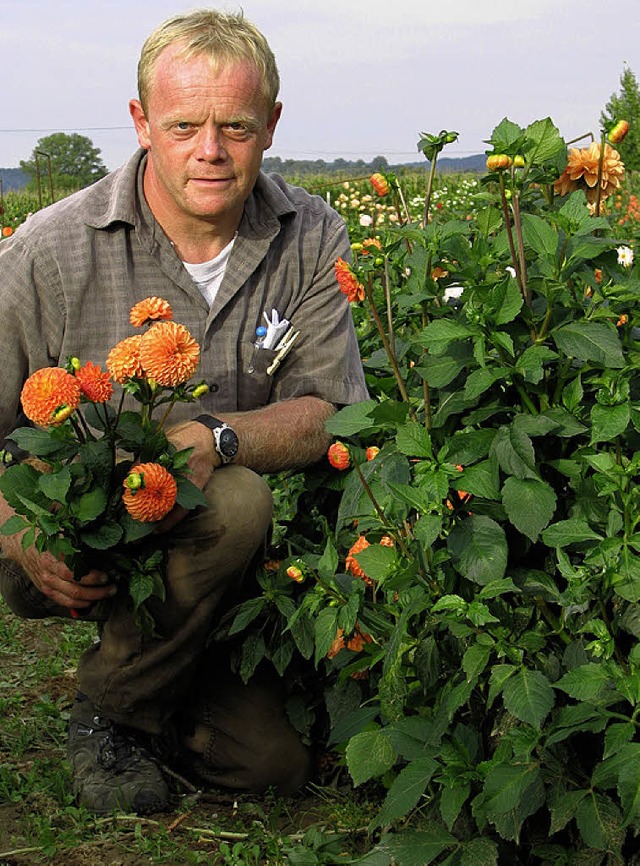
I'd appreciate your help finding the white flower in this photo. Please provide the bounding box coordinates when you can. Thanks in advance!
[444,285,464,301]
[617,246,634,268]
[506,266,517,278]
[359,213,373,227]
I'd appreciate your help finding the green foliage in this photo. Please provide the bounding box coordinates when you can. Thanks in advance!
[19,132,108,192]
[229,116,640,863]
[601,65,640,172]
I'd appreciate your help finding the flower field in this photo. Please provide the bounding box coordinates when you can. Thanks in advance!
[4,116,640,864]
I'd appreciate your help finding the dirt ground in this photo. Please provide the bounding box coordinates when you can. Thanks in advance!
[0,613,362,866]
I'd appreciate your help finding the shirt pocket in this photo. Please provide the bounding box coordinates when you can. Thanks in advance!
[238,340,276,408]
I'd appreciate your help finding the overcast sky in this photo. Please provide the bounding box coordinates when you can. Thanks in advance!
[1,0,638,171]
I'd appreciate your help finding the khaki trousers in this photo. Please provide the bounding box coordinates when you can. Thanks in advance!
[0,465,310,795]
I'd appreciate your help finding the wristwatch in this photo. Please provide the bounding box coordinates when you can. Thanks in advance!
[194,415,239,464]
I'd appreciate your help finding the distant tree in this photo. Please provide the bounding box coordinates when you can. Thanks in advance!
[370,155,389,172]
[20,133,108,191]
[601,65,640,172]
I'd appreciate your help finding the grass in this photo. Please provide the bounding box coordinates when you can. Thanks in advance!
[0,599,374,865]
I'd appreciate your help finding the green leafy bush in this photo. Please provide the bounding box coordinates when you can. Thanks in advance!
[229,117,640,862]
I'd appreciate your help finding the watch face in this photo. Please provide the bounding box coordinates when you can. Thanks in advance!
[218,426,239,459]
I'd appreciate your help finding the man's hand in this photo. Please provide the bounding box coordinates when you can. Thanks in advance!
[159,419,218,532]
[1,532,116,611]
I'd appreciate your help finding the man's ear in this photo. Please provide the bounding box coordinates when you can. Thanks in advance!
[129,100,151,150]
[263,102,283,151]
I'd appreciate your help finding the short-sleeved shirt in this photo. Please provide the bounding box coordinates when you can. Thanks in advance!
[0,150,368,439]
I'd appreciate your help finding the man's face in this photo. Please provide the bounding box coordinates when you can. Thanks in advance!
[129,46,281,231]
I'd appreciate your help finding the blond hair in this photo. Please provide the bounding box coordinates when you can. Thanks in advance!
[137,9,280,113]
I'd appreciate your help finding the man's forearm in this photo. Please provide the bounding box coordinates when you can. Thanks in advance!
[223,395,335,474]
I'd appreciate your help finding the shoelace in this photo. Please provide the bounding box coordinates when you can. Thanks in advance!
[76,717,143,774]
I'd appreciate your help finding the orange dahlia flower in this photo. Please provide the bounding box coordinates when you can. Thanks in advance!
[139,321,200,387]
[20,367,81,427]
[327,624,373,659]
[370,173,391,197]
[107,335,144,383]
[328,441,351,470]
[554,142,624,204]
[335,257,365,303]
[75,361,114,403]
[130,297,173,328]
[122,462,178,522]
[2,226,13,238]
[346,535,371,583]
[366,446,380,461]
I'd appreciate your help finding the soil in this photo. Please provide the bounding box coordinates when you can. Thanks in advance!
[0,613,360,866]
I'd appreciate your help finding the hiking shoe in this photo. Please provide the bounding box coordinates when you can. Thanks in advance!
[67,693,170,814]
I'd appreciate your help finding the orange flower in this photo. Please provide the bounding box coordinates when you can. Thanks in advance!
[327,624,373,659]
[366,446,380,461]
[431,266,449,280]
[617,313,629,327]
[346,535,371,583]
[1,226,13,238]
[609,120,629,144]
[122,462,178,522]
[130,297,173,327]
[370,173,391,197]
[335,257,365,303]
[328,441,351,470]
[594,268,603,284]
[379,535,395,547]
[554,142,624,204]
[107,335,144,383]
[139,321,200,387]
[286,565,305,583]
[361,237,382,255]
[75,361,114,403]
[20,367,81,427]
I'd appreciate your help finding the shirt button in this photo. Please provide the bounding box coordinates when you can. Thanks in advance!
[209,383,219,393]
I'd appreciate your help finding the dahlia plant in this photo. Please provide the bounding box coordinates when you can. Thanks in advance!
[223,117,640,863]
[0,297,207,625]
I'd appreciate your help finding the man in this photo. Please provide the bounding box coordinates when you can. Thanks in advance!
[0,9,367,814]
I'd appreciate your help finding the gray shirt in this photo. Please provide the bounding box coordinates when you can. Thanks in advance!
[0,150,368,439]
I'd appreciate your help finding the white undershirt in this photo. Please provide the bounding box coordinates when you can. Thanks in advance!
[182,235,237,306]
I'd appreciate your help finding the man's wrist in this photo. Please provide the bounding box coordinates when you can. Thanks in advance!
[193,415,239,464]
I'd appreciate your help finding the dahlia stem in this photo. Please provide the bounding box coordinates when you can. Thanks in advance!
[595,131,606,217]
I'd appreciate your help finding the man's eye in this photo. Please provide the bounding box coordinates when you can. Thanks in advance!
[175,122,192,131]
[224,123,250,139]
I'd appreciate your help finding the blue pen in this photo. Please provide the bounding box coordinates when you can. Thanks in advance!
[248,325,268,373]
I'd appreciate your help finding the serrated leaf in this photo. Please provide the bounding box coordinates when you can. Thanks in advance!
[447,515,508,585]
[395,422,432,458]
[575,793,623,852]
[421,319,478,356]
[354,829,455,866]
[440,783,471,831]
[618,758,640,826]
[555,663,615,701]
[376,757,438,826]
[553,322,625,369]
[175,476,208,510]
[502,476,557,541]
[548,788,588,835]
[354,543,397,583]
[325,399,377,436]
[79,521,123,550]
[502,668,555,728]
[39,466,72,503]
[590,402,630,444]
[490,424,537,480]
[462,641,493,681]
[314,606,339,666]
[521,212,558,260]
[346,729,396,787]
[74,487,108,524]
[459,837,498,866]
[413,514,442,550]
[542,518,602,547]
[228,596,265,636]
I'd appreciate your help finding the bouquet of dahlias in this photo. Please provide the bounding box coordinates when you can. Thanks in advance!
[0,297,208,625]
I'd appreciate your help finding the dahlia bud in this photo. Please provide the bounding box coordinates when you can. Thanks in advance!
[370,173,391,197]
[125,472,143,491]
[52,405,74,424]
[513,155,525,168]
[486,154,513,172]
[192,382,209,398]
[351,242,364,252]
[366,446,380,461]
[609,120,629,144]
[327,441,351,470]
[69,356,82,372]
[286,564,305,583]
